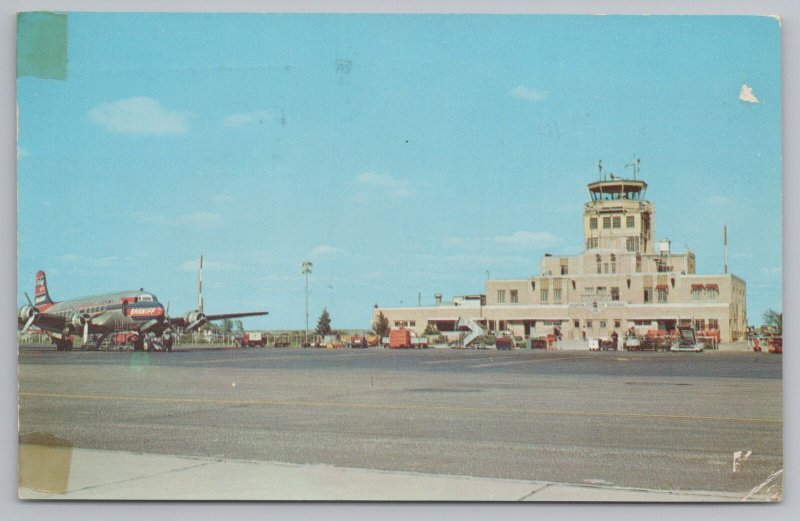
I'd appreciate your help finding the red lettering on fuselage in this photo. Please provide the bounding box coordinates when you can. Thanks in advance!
[127,307,163,318]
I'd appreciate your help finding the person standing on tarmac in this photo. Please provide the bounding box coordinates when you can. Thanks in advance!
[611,330,619,351]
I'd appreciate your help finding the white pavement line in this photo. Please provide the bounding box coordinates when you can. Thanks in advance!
[741,468,783,501]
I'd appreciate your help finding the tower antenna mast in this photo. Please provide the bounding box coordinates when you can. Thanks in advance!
[598,160,604,181]
[625,156,640,180]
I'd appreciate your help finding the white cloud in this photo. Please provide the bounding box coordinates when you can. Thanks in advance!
[214,193,236,204]
[444,230,561,251]
[511,85,548,102]
[707,195,731,206]
[495,231,560,249]
[310,245,346,257]
[88,97,192,135]
[179,259,237,272]
[176,212,222,228]
[739,84,760,103]
[223,110,272,127]
[353,171,414,198]
[55,254,121,268]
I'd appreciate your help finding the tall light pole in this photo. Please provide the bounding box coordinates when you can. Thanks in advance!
[302,260,313,345]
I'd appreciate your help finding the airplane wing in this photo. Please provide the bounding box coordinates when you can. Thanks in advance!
[18,311,69,334]
[205,312,269,321]
[169,311,268,331]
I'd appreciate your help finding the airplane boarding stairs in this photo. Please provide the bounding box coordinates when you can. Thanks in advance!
[456,317,486,347]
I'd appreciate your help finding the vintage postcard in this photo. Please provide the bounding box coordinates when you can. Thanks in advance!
[17,13,782,501]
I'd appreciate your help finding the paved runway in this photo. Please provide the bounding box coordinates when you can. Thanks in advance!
[18,346,783,498]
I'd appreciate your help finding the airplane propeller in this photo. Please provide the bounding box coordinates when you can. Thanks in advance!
[19,292,39,334]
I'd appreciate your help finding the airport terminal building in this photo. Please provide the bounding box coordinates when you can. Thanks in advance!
[375,175,747,343]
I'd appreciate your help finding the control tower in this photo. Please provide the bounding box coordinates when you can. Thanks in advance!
[583,173,654,255]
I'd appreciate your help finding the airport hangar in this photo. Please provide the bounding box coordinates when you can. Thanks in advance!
[375,174,748,344]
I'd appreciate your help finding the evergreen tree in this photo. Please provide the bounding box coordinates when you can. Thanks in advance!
[422,322,439,336]
[316,308,332,337]
[220,318,233,333]
[762,309,782,331]
[372,311,390,337]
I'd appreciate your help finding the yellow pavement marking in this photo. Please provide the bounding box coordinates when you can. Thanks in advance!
[186,351,375,364]
[19,391,782,425]
[470,355,599,368]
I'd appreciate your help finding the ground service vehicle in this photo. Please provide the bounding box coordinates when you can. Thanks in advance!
[389,328,412,348]
[240,331,265,348]
[670,327,704,352]
[349,336,368,348]
[495,336,514,350]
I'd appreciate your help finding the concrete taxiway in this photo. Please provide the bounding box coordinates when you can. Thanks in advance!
[18,345,783,501]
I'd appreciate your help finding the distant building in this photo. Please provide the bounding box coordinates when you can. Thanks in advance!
[375,173,747,343]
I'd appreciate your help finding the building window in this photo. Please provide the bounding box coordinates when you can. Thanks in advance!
[553,288,562,303]
[560,259,569,275]
[585,287,595,296]
[586,320,593,328]
[657,288,668,303]
[410,321,416,327]
[708,319,719,330]
[597,287,607,297]
[599,321,607,329]
[707,285,719,301]
[636,254,642,272]
[603,263,609,274]
[626,215,635,228]
[644,288,652,303]
[603,216,611,228]
[574,320,580,328]
[587,237,599,250]
[691,286,704,301]
[614,320,621,328]
[626,236,639,252]
[540,289,548,302]
[497,290,506,303]
[695,319,706,331]
[510,290,518,304]
[611,287,619,301]
[612,216,621,228]
[590,217,598,229]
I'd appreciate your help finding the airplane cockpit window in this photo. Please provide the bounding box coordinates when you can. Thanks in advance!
[139,295,153,302]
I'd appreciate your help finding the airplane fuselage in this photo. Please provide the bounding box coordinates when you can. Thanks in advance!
[39,290,167,334]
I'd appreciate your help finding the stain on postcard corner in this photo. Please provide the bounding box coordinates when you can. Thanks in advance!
[17,12,68,80]
[18,432,73,495]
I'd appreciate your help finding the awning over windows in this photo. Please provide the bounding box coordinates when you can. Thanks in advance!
[706,284,719,291]
[655,284,669,290]
[691,284,705,290]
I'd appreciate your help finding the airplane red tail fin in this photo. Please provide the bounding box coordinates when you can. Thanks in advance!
[34,271,54,306]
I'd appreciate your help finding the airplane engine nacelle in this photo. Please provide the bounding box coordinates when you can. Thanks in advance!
[70,312,89,329]
[18,305,38,322]
[184,310,207,331]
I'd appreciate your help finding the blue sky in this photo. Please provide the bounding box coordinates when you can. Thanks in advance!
[17,14,781,330]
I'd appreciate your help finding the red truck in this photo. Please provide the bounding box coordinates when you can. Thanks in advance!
[388,328,412,348]
[240,331,266,348]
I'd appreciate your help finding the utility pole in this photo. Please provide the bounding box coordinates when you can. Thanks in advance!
[724,225,728,274]
[301,260,313,345]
